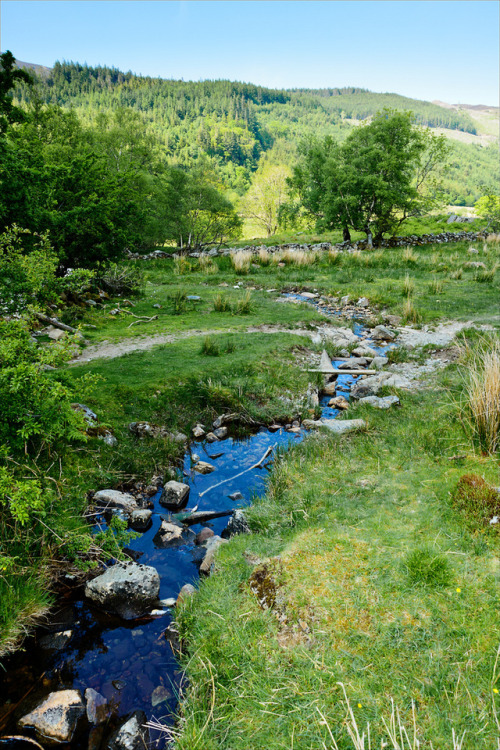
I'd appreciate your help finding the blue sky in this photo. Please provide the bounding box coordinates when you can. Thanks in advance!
[1,0,499,104]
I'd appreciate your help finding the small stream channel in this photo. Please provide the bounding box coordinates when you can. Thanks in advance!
[0,295,393,749]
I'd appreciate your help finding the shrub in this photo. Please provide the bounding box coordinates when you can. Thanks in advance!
[96,262,143,296]
[404,546,452,587]
[451,474,500,529]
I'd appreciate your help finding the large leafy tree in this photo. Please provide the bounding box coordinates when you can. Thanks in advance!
[291,110,449,246]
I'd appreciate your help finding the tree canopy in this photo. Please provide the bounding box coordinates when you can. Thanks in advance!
[290,110,449,245]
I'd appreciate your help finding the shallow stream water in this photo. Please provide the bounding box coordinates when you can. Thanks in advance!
[0,295,392,749]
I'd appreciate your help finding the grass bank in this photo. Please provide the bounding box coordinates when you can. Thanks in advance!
[175,352,500,748]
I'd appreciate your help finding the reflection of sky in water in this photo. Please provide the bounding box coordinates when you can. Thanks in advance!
[1,294,396,745]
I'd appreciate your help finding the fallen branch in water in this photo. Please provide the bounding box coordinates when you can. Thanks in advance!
[198,444,277,498]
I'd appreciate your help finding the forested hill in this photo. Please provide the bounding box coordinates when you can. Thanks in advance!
[14,61,499,205]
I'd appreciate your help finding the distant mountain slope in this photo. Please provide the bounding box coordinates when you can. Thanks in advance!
[11,60,500,205]
[14,59,52,80]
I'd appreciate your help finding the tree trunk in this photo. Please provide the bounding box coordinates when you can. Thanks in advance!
[365,226,373,248]
[373,232,383,247]
[343,227,351,242]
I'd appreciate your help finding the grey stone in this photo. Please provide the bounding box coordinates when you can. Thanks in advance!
[358,395,400,409]
[200,536,228,575]
[177,583,196,604]
[221,510,250,539]
[160,480,190,510]
[357,297,369,308]
[153,520,193,548]
[128,510,152,531]
[85,688,108,725]
[192,424,206,438]
[352,345,378,358]
[371,325,395,342]
[94,490,138,514]
[302,419,323,429]
[19,689,85,744]
[328,395,349,410]
[195,527,215,545]
[371,356,389,369]
[320,418,366,436]
[213,426,228,439]
[151,686,171,707]
[205,432,219,443]
[85,562,160,620]
[194,461,215,474]
[39,629,73,651]
[108,711,149,750]
[228,491,244,501]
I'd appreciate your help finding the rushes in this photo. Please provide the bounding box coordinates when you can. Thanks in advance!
[231,250,252,274]
[281,248,317,266]
[173,255,192,275]
[402,296,420,324]
[198,255,218,274]
[460,335,500,453]
[212,293,231,313]
[402,273,415,296]
[429,277,443,294]
[403,246,419,264]
[474,262,499,283]
[258,246,271,266]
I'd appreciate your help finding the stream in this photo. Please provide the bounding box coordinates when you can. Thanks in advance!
[0,295,393,749]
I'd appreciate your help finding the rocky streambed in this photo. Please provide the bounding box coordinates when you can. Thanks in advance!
[0,298,400,750]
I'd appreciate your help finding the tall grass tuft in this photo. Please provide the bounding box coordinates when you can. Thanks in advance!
[212,293,232,313]
[282,248,317,266]
[460,335,500,453]
[429,277,443,294]
[173,255,192,275]
[474,262,499,283]
[449,268,463,280]
[258,246,271,266]
[327,248,341,265]
[234,290,254,315]
[402,296,421,324]
[198,255,218,274]
[402,273,415,296]
[403,246,419,264]
[231,250,252,274]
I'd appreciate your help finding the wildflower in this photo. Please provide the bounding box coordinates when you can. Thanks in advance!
[456,587,461,593]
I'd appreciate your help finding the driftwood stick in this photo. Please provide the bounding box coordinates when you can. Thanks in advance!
[198,444,277,499]
[127,315,158,328]
[34,312,84,338]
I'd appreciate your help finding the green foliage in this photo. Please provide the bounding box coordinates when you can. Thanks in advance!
[291,110,449,244]
[95,262,143,296]
[0,225,59,313]
[0,50,33,133]
[474,194,500,231]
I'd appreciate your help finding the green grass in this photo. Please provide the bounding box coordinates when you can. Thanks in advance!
[176,369,500,749]
[65,239,500,355]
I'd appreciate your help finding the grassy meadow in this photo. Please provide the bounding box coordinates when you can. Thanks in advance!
[1,232,499,750]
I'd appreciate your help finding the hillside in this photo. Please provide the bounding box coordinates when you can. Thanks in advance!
[13,60,500,205]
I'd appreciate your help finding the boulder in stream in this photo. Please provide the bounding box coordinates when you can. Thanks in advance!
[18,689,85,744]
[358,395,400,409]
[93,490,138,514]
[128,509,152,531]
[85,561,160,619]
[85,688,108,725]
[222,510,250,539]
[159,480,190,510]
[107,711,149,750]
[153,520,194,548]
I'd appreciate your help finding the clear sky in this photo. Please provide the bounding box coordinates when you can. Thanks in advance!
[1,0,499,105]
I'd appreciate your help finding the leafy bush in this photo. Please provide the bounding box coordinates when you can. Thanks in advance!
[0,226,59,314]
